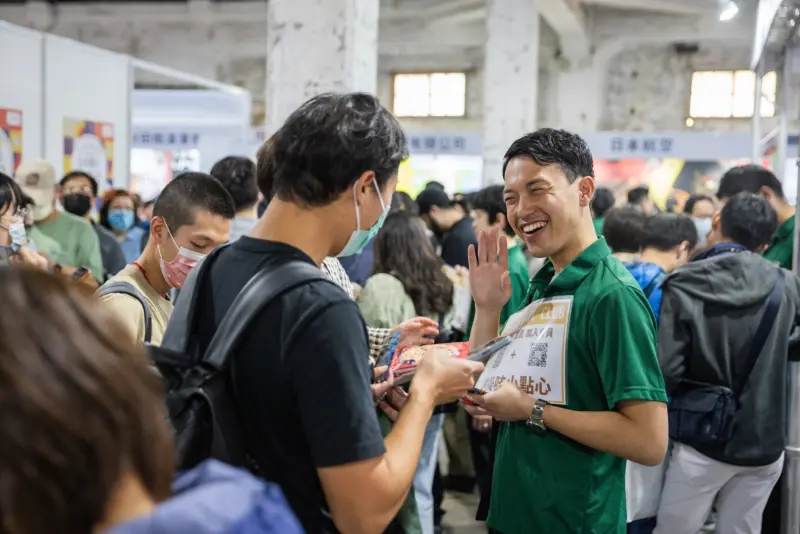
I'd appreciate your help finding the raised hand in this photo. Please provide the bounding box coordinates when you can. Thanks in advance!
[468,229,512,312]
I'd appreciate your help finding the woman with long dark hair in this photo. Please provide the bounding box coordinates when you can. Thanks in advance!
[360,210,453,327]
[359,210,454,534]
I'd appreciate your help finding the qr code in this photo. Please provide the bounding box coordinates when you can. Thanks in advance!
[528,343,548,367]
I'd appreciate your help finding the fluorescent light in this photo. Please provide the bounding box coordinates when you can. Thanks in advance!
[720,1,739,21]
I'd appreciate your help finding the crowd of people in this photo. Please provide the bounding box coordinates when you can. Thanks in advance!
[0,91,797,534]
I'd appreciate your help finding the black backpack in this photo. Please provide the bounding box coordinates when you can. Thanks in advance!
[151,244,328,470]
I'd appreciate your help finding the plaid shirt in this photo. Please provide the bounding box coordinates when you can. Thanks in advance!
[322,257,391,364]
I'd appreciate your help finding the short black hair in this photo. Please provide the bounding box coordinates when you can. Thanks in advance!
[717,164,784,201]
[152,172,235,232]
[0,172,24,217]
[472,185,513,236]
[719,192,778,251]
[425,181,445,191]
[683,194,714,216]
[642,213,699,251]
[416,188,453,216]
[502,128,594,183]
[60,171,99,197]
[602,206,648,253]
[592,187,615,218]
[627,185,650,206]
[209,156,258,212]
[258,92,408,207]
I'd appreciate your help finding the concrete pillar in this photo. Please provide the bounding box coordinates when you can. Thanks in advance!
[482,0,540,185]
[265,0,379,135]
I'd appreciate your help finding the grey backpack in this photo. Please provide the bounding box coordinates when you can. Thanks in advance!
[96,281,153,344]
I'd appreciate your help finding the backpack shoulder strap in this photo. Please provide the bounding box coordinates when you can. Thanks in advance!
[97,281,153,344]
[735,269,786,398]
[160,244,231,355]
[203,261,331,371]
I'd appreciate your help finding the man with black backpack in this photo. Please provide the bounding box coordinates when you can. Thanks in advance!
[165,93,482,534]
[655,193,800,534]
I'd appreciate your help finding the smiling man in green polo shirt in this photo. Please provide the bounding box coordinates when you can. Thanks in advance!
[463,128,669,534]
[716,164,796,270]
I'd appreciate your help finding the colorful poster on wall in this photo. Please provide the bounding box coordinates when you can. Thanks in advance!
[0,108,23,175]
[64,118,115,188]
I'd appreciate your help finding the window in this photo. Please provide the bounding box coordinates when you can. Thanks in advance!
[690,70,777,118]
[393,73,467,117]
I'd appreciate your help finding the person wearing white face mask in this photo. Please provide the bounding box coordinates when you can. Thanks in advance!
[0,172,48,271]
[683,194,717,248]
[97,173,234,346]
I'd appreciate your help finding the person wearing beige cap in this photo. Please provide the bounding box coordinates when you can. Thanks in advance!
[14,160,104,285]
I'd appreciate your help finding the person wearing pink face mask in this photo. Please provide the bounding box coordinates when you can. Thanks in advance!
[98,173,235,345]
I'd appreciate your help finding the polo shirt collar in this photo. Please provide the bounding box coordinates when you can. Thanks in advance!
[526,238,611,301]
[773,214,795,243]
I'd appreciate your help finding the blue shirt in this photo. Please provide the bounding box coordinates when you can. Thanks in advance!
[625,261,666,323]
[337,238,375,287]
[120,226,146,264]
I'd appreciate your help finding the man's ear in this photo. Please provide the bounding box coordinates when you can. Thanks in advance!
[496,212,508,231]
[578,176,595,207]
[711,210,721,231]
[353,171,376,207]
[149,216,166,245]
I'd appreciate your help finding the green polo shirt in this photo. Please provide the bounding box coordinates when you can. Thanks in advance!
[763,215,795,270]
[487,238,667,534]
[464,242,530,340]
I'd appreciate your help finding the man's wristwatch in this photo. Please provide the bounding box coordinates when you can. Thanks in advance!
[525,398,548,433]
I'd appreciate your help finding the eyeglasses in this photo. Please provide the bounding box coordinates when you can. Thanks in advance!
[63,186,93,196]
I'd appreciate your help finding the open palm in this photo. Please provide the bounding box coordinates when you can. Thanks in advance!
[468,229,512,311]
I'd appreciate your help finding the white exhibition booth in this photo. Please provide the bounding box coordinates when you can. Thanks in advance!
[131,87,251,201]
[0,22,131,189]
[0,21,252,196]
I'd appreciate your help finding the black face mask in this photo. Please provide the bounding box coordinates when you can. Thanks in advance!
[62,194,92,217]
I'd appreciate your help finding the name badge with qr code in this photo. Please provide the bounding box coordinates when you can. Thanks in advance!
[475,296,573,406]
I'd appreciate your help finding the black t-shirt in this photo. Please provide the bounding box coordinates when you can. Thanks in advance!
[441,216,478,268]
[195,237,386,533]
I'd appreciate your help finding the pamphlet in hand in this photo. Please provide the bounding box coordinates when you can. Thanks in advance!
[388,336,513,386]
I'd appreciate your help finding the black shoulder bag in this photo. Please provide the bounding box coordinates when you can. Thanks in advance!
[668,269,785,448]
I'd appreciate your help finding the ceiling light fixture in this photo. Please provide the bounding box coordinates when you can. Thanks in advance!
[719,1,739,22]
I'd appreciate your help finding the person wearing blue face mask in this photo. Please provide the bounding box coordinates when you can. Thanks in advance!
[100,189,147,264]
